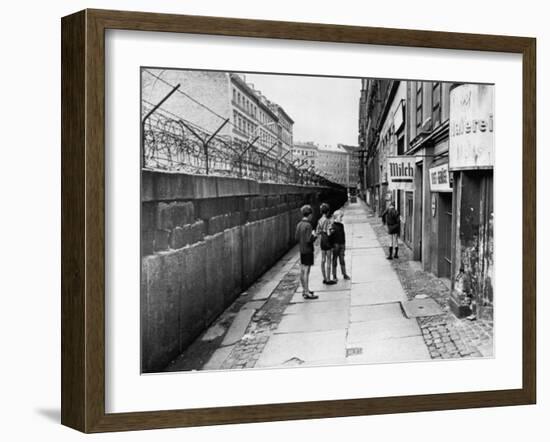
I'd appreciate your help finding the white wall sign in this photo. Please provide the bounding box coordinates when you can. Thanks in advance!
[387,156,415,190]
[429,163,452,192]
[449,84,494,170]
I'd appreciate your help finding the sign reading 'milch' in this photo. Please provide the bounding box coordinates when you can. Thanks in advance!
[449,84,494,171]
[388,156,415,191]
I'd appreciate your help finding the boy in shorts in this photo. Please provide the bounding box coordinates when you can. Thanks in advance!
[295,204,318,300]
[316,203,336,285]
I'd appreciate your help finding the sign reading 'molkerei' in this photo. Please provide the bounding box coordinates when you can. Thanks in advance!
[449,84,494,171]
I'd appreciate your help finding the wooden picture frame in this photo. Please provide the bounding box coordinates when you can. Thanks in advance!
[61,9,536,433]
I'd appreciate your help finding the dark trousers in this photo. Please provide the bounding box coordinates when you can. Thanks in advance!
[332,243,346,276]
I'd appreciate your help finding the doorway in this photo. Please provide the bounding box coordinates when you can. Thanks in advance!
[405,191,413,246]
[438,192,453,278]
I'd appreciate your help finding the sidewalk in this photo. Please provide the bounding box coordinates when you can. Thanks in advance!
[367,205,493,359]
[166,200,432,372]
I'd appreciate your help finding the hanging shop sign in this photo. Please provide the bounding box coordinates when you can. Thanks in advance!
[429,163,452,192]
[387,156,415,191]
[449,84,494,170]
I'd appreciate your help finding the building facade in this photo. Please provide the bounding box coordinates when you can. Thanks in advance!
[316,146,350,187]
[142,69,293,159]
[339,144,361,190]
[358,79,494,320]
[268,103,294,157]
[292,141,318,169]
[357,79,402,215]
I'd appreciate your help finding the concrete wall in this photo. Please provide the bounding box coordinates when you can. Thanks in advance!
[141,170,346,372]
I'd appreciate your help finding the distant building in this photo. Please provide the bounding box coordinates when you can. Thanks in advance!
[315,145,354,188]
[292,142,359,188]
[339,144,361,190]
[292,141,318,169]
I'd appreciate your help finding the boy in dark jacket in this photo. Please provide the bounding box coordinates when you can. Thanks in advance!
[295,204,318,299]
[329,210,350,280]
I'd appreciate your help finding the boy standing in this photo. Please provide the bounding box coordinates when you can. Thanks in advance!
[329,210,350,281]
[295,204,318,300]
[316,203,336,285]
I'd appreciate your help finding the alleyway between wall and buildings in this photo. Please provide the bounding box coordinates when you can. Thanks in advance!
[165,200,493,373]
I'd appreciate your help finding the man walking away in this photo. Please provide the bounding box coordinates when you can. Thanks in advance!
[381,201,401,259]
[329,210,350,280]
[295,204,318,300]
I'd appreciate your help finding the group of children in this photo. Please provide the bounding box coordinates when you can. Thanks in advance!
[295,200,402,299]
[295,203,350,300]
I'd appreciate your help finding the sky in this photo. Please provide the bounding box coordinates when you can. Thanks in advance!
[243,73,361,147]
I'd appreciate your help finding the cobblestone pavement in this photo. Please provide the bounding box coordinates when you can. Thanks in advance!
[219,264,302,369]
[367,207,494,359]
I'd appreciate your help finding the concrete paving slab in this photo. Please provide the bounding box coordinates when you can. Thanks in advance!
[350,253,392,267]
[300,358,349,368]
[201,322,228,341]
[347,318,421,343]
[309,278,352,292]
[242,300,266,310]
[276,309,349,333]
[221,308,256,345]
[402,298,444,318]
[350,303,404,323]
[351,255,393,269]
[351,265,400,283]
[255,329,347,367]
[249,279,280,301]
[285,299,350,315]
[350,248,386,257]
[290,290,350,304]
[346,336,431,364]
[202,345,234,370]
[352,240,381,249]
[351,280,406,305]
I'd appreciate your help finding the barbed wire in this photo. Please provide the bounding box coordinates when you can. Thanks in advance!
[142,102,324,185]
[140,70,344,188]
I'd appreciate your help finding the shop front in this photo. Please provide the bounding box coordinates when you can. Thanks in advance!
[428,161,453,280]
[448,84,494,320]
[387,155,415,245]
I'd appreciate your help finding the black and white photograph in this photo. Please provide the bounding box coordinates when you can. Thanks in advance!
[140,68,494,374]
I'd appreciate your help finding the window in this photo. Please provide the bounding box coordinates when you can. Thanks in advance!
[416,82,423,130]
[432,82,441,127]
